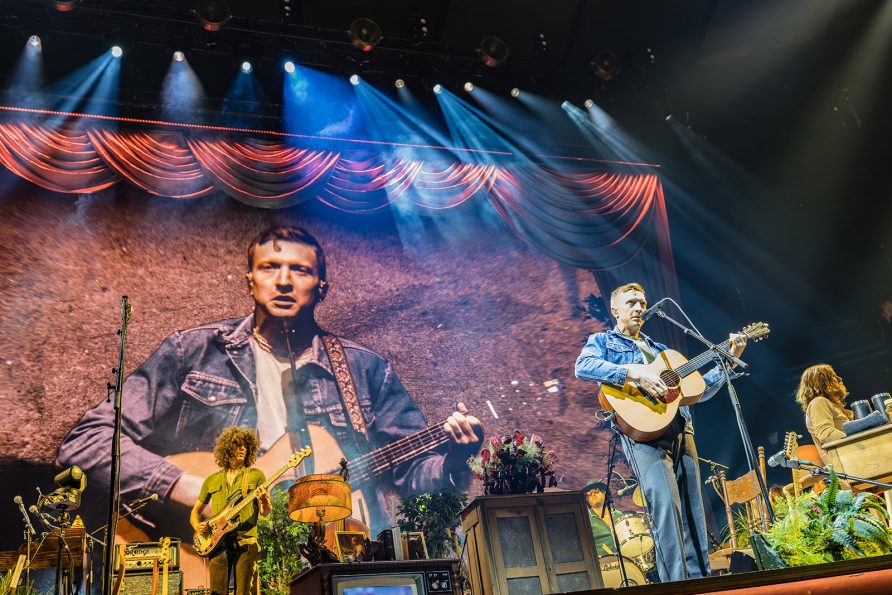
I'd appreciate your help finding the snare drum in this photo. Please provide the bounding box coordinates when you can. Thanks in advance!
[598,555,648,588]
[614,512,654,558]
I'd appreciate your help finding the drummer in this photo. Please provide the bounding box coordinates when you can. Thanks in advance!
[583,481,623,556]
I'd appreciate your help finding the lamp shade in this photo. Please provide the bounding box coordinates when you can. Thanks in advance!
[288,474,352,523]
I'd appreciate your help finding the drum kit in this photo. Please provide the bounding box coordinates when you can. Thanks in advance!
[599,510,657,587]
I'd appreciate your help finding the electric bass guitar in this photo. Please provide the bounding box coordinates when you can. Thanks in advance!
[598,322,770,441]
[193,447,312,556]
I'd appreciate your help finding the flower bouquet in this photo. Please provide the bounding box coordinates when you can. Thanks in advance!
[467,430,558,495]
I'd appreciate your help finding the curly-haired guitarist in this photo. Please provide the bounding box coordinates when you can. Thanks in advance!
[190,427,271,595]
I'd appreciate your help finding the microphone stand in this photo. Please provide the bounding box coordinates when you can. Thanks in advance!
[780,458,892,491]
[652,307,775,525]
[102,296,132,595]
[602,429,631,587]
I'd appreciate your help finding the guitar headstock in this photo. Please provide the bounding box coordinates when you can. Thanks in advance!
[159,536,171,565]
[741,322,770,342]
[783,431,799,460]
[288,446,313,468]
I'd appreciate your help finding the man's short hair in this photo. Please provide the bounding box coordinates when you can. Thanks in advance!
[247,225,327,282]
[609,282,645,307]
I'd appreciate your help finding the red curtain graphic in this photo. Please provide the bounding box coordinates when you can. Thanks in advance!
[0,120,674,284]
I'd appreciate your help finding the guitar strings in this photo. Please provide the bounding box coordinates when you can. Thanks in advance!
[341,421,451,483]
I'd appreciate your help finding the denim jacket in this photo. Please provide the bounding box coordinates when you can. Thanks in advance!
[574,326,726,431]
[57,314,461,533]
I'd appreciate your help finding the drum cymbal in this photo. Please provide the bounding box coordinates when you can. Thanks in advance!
[632,486,646,508]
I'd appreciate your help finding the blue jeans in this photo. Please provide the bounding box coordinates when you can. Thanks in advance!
[621,430,711,582]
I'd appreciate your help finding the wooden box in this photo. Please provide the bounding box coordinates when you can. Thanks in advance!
[461,491,602,594]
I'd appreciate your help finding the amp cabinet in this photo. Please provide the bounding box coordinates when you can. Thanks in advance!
[461,491,603,594]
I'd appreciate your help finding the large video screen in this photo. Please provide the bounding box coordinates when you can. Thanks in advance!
[0,184,627,586]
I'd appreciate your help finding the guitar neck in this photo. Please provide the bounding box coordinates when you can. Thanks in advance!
[338,421,451,486]
[227,457,298,520]
[674,339,732,378]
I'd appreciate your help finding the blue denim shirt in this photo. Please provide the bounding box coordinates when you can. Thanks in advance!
[57,314,462,533]
[574,326,726,430]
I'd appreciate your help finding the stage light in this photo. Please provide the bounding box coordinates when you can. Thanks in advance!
[194,0,232,32]
[538,33,548,52]
[53,0,78,12]
[395,79,405,88]
[591,50,621,81]
[111,46,123,58]
[348,17,382,52]
[510,87,520,98]
[478,36,509,67]
[464,82,474,93]
[241,61,252,73]
[349,74,360,85]
[584,99,594,108]
[284,60,295,74]
[28,35,41,48]
[173,51,185,62]
[433,84,442,94]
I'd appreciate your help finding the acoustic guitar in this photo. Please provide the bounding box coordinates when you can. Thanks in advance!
[598,322,770,441]
[116,420,456,588]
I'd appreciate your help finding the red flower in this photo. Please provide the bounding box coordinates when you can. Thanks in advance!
[481,449,491,464]
[513,431,525,446]
[491,437,502,448]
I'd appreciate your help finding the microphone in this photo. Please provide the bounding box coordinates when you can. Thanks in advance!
[640,298,670,322]
[767,449,789,468]
[28,505,56,528]
[617,482,638,496]
[128,493,159,507]
[14,496,36,537]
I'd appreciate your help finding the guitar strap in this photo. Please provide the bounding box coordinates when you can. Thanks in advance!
[321,334,371,454]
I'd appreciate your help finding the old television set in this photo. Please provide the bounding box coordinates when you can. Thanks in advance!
[290,561,458,595]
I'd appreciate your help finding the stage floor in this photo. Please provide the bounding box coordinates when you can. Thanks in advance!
[584,553,892,594]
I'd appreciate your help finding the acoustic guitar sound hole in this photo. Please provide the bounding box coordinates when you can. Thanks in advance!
[659,370,681,403]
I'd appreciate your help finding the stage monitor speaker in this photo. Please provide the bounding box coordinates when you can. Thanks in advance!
[729,550,758,574]
[113,570,184,595]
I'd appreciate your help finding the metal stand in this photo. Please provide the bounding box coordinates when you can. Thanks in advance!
[651,304,775,525]
[778,457,892,491]
[101,296,132,595]
[602,428,632,587]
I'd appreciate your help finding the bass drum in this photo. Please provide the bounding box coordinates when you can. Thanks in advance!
[598,555,648,588]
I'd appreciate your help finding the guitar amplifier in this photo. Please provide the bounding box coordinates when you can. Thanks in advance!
[115,539,181,570]
[113,570,184,595]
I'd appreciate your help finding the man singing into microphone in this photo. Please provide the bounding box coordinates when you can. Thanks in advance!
[56,226,483,577]
[575,282,747,583]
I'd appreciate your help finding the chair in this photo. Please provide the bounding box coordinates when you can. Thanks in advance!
[719,446,770,549]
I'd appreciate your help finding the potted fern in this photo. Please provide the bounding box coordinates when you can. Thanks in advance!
[760,472,892,567]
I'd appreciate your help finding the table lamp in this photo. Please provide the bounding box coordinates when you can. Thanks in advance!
[288,474,352,564]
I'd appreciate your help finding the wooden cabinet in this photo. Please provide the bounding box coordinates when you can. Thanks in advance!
[461,492,602,595]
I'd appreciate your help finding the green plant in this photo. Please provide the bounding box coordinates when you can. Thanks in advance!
[764,472,892,567]
[398,491,468,559]
[0,569,36,595]
[257,486,312,594]
[722,509,752,548]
